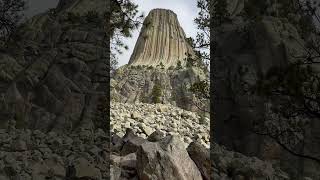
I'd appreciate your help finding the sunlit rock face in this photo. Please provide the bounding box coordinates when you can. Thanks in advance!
[128,9,195,68]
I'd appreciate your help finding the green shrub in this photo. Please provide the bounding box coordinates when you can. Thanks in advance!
[176,60,182,70]
[186,53,195,68]
[151,82,162,104]
[159,62,165,69]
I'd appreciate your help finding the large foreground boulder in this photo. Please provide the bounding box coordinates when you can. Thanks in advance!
[187,142,210,180]
[136,135,202,180]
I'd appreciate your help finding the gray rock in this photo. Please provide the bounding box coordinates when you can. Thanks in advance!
[131,112,141,120]
[11,139,27,151]
[147,130,165,142]
[110,165,121,180]
[0,0,108,132]
[136,135,202,180]
[111,134,124,153]
[70,157,101,179]
[121,130,147,156]
[138,123,153,136]
[187,142,210,180]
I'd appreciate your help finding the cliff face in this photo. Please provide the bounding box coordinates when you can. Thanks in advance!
[111,65,208,112]
[111,8,209,112]
[0,0,108,132]
[128,9,195,68]
[214,2,320,179]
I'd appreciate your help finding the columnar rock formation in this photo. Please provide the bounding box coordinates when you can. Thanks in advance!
[112,9,208,112]
[128,9,195,68]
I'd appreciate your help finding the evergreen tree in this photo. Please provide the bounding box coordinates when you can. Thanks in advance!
[159,62,165,69]
[151,82,162,104]
[176,60,183,70]
[109,0,144,72]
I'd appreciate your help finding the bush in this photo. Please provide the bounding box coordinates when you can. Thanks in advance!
[159,62,165,69]
[186,54,195,68]
[176,60,182,70]
[151,82,162,104]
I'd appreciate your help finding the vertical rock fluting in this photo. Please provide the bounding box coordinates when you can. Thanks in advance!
[128,9,195,68]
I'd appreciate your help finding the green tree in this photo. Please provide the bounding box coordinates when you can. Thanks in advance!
[193,0,212,65]
[189,80,210,112]
[186,0,213,113]
[109,0,144,72]
[151,82,162,104]
[176,60,183,70]
[159,62,165,69]
[186,53,196,68]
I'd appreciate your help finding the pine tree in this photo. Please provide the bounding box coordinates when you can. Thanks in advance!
[151,82,162,104]
[176,60,183,70]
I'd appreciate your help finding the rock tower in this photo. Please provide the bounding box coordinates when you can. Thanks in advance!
[128,9,195,68]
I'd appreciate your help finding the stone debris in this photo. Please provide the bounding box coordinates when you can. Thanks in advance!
[111,129,289,180]
[111,102,210,148]
[0,128,110,180]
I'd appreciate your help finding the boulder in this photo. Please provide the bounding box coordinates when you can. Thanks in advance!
[69,157,101,179]
[147,130,165,142]
[187,142,210,180]
[121,129,148,156]
[136,135,202,180]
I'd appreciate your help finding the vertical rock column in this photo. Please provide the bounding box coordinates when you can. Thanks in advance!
[128,8,195,68]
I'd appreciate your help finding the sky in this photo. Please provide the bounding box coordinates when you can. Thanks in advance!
[118,0,199,66]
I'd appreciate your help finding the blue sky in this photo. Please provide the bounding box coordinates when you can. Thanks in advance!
[118,0,199,66]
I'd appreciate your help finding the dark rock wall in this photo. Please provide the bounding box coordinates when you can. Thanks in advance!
[213,6,320,179]
[0,0,108,132]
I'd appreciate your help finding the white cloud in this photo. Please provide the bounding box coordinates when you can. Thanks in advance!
[117,0,199,66]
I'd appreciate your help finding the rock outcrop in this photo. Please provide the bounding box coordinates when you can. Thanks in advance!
[111,8,209,112]
[213,1,320,179]
[0,0,108,132]
[128,9,195,68]
[111,64,209,112]
[110,128,289,180]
